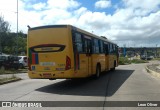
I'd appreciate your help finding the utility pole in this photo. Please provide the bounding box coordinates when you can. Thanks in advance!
[123,44,126,57]
[0,36,1,54]
[156,44,158,58]
[16,0,18,55]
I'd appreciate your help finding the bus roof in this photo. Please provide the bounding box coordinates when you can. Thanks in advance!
[29,25,117,45]
[71,25,116,45]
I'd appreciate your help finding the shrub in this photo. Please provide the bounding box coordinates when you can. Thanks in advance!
[119,57,131,65]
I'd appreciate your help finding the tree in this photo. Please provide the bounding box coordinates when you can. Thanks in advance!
[0,16,10,32]
[2,32,27,55]
[0,16,10,53]
[0,16,27,55]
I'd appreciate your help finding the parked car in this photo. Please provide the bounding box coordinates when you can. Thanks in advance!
[140,55,154,60]
[18,56,27,68]
[0,55,19,70]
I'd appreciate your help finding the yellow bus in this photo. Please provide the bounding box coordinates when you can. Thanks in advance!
[27,25,118,79]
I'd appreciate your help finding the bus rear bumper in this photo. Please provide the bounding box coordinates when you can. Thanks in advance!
[28,70,88,79]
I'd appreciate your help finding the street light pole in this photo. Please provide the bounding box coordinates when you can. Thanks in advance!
[16,0,18,55]
[156,44,158,58]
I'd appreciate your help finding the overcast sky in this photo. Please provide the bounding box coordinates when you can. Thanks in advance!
[0,0,160,47]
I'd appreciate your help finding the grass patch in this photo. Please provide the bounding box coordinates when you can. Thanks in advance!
[119,57,131,65]
[0,74,21,85]
[131,59,148,64]
[153,58,160,61]
[119,57,148,65]
[0,68,27,75]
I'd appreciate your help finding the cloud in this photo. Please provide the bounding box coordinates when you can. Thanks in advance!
[47,0,80,9]
[0,0,160,47]
[33,2,46,10]
[122,0,160,16]
[95,0,111,9]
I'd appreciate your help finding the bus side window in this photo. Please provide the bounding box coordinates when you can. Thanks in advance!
[88,40,92,54]
[108,43,110,54]
[75,33,83,53]
[113,44,115,53]
[105,43,109,54]
[99,40,104,53]
[93,39,99,53]
[116,46,119,55]
[84,39,88,53]
[109,43,112,54]
[84,38,92,54]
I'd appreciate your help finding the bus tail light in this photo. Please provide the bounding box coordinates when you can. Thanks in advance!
[28,58,31,71]
[65,56,71,70]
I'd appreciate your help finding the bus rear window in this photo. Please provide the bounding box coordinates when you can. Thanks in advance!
[30,44,65,53]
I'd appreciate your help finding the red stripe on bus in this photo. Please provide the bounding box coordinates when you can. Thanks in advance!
[76,53,79,70]
[32,53,36,64]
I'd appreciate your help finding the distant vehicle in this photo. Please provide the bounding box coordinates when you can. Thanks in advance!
[18,56,27,68]
[140,55,153,60]
[0,55,19,70]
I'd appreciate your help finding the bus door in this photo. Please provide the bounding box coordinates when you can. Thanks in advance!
[73,33,91,77]
[84,36,92,76]
[104,42,109,71]
[108,44,114,69]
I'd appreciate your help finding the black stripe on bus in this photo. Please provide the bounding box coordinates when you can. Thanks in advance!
[29,25,67,31]
[30,44,66,53]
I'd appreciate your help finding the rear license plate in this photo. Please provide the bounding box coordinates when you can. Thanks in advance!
[43,73,52,78]
[40,62,55,66]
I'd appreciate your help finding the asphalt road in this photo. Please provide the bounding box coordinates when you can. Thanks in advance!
[0,63,160,110]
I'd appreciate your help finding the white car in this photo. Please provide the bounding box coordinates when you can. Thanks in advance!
[18,56,27,68]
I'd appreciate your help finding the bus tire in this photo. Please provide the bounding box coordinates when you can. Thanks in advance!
[111,67,115,71]
[95,65,101,78]
[111,61,116,71]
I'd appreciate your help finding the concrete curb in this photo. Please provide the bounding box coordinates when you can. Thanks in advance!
[145,66,160,78]
[0,78,21,85]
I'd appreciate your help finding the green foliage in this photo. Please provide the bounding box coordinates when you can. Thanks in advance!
[0,32,27,55]
[0,16,10,32]
[0,68,27,74]
[119,57,131,65]
[0,75,21,85]
[153,58,160,61]
[0,16,27,55]
[119,57,148,65]
[131,59,148,63]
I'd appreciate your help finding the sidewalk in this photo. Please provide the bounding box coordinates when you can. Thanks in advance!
[0,73,28,80]
[147,64,160,73]
[157,65,160,70]
[146,62,160,78]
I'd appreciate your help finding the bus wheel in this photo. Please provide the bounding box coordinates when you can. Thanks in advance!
[111,67,115,71]
[95,65,101,78]
[111,61,116,71]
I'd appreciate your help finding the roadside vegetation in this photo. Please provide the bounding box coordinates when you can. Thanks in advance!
[119,57,148,65]
[0,68,27,75]
[0,74,21,85]
[0,16,27,55]
[153,58,160,61]
[0,15,27,85]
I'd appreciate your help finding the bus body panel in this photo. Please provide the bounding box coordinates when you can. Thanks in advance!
[27,25,119,79]
[91,54,105,75]
[105,55,109,71]
[74,54,90,77]
[28,26,76,79]
[108,54,118,70]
